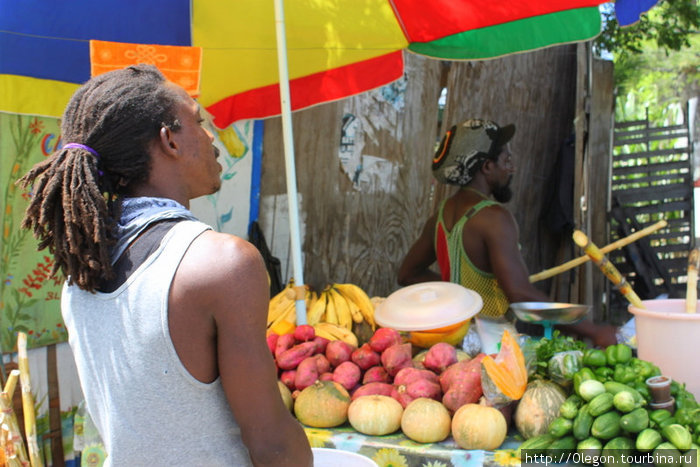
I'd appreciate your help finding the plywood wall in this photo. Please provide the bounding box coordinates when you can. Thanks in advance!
[259,45,607,299]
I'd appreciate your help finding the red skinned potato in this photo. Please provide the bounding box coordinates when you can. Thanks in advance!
[441,373,483,413]
[312,336,330,354]
[294,356,320,390]
[362,365,391,384]
[423,342,458,373]
[351,382,394,400]
[439,353,485,393]
[391,385,415,408]
[325,340,355,367]
[319,372,334,382]
[393,367,438,387]
[332,361,361,391]
[369,327,403,353]
[279,370,297,391]
[266,333,279,355]
[276,341,317,370]
[314,354,331,375]
[293,324,316,342]
[381,343,413,377]
[351,343,381,371]
[405,378,442,401]
[274,333,296,360]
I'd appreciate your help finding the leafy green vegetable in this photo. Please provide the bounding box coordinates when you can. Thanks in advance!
[532,330,587,378]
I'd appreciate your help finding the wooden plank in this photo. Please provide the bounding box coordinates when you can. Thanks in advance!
[612,184,692,202]
[614,132,689,146]
[612,147,691,160]
[611,160,690,176]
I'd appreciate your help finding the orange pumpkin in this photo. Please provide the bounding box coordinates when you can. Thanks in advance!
[481,329,527,401]
[294,380,350,428]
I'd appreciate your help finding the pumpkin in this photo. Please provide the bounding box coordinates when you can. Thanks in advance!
[451,403,507,450]
[348,395,403,436]
[401,397,452,443]
[514,379,567,439]
[481,329,528,404]
[278,380,294,412]
[451,404,508,451]
[294,380,350,428]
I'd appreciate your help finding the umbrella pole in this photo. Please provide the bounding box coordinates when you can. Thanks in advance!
[274,0,307,325]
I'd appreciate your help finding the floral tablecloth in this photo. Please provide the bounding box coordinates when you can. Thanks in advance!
[304,424,522,467]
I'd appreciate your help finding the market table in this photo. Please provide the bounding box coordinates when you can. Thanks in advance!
[304,424,522,467]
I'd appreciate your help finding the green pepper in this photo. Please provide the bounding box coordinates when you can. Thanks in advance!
[613,364,636,384]
[595,367,613,379]
[574,368,597,394]
[615,344,633,364]
[658,416,678,429]
[605,345,618,366]
[583,349,607,367]
[632,381,652,402]
[630,358,656,380]
[650,409,673,427]
[675,408,700,427]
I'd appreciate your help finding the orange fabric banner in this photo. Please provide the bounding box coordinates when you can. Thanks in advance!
[89,40,202,97]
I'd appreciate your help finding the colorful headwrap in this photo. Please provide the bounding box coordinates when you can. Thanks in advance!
[432,119,515,186]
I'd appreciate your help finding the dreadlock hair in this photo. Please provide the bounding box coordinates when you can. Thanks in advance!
[17,64,183,292]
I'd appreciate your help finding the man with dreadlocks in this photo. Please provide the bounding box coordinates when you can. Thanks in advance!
[19,65,312,466]
[398,119,618,349]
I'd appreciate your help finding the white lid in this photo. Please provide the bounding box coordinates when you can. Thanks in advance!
[374,282,483,331]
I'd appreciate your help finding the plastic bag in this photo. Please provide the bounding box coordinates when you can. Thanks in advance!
[547,350,583,387]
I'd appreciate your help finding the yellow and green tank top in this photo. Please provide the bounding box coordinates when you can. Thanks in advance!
[434,199,510,319]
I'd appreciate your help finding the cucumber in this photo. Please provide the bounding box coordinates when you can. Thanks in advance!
[589,392,615,417]
[613,391,637,413]
[579,379,606,401]
[654,441,682,467]
[577,437,603,460]
[663,424,694,451]
[602,437,634,467]
[636,428,663,452]
[549,416,574,438]
[516,433,555,459]
[548,435,577,457]
[591,411,622,440]
[560,395,583,419]
[573,404,594,440]
[603,381,645,406]
[620,407,649,433]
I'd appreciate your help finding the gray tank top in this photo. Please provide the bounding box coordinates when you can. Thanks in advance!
[62,221,253,466]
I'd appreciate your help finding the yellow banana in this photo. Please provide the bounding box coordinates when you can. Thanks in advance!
[306,291,328,326]
[340,288,364,324]
[322,287,339,325]
[328,287,353,330]
[267,299,296,330]
[315,322,358,348]
[305,290,318,312]
[267,295,293,326]
[312,324,338,342]
[268,280,294,313]
[334,283,376,330]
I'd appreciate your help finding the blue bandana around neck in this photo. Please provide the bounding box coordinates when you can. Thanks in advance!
[111,197,199,265]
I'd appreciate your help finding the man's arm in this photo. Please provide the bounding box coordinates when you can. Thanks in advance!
[179,232,313,467]
[398,214,442,286]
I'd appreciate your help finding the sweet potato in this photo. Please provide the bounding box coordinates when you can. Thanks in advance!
[380,343,413,377]
[422,342,458,373]
[276,341,317,370]
[319,372,334,381]
[405,378,442,401]
[391,385,415,408]
[312,336,330,354]
[438,353,485,393]
[351,343,381,371]
[314,354,331,375]
[266,333,279,355]
[332,361,361,390]
[393,367,439,387]
[351,382,394,400]
[362,365,391,384]
[293,324,316,342]
[274,333,296,360]
[441,372,483,413]
[325,340,354,367]
[279,370,297,391]
[294,356,319,390]
[368,327,403,353]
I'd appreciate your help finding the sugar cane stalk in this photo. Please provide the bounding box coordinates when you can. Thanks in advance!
[572,230,645,309]
[0,369,29,466]
[17,333,42,467]
[686,248,700,314]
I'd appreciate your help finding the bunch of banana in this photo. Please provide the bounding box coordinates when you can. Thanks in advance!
[312,322,359,347]
[305,283,377,331]
[267,281,317,334]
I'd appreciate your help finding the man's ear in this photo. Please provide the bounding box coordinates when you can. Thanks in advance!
[158,127,178,156]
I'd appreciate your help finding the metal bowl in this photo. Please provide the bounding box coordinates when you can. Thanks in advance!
[509,302,590,325]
